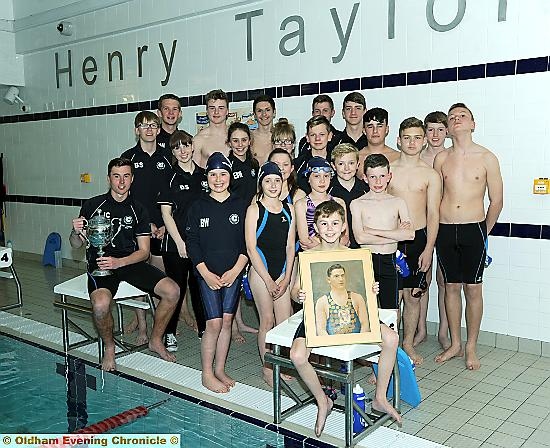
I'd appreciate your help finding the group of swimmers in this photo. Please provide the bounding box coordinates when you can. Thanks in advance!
[70,88,503,437]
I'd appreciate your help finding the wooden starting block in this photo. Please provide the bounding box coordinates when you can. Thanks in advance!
[0,246,23,311]
[264,309,400,448]
[53,273,155,363]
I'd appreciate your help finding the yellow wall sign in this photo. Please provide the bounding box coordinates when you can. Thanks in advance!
[533,178,549,194]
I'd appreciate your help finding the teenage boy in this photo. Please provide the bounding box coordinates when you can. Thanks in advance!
[350,154,414,312]
[328,143,369,249]
[70,158,179,371]
[251,94,276,165]
[193,89,230,168]
[422,111,448,167]
[333,92,368,151]
[294,116,333,193]
[421,111,449,349]
[388,118,441,365]
[121,112,173,336]
[156,94,182,150]
[360,108,400,178]
[434,103,503,370]
[290,201,401,437]
[297,94,341,156]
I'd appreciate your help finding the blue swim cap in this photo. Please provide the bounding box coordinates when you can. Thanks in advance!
[205,152,232,174]
[305,156,333,177]
[258,161,282,185]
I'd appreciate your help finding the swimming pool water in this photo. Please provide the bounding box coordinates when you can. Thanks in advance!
[0,335,284,447]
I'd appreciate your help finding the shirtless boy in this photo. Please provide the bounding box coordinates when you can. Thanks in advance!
[434,103,503,370]
[350,154,415,312]
[388,118,441,365]
[359,108,400,178]
[193,89,230,167]
[422,111,448,167]
[421,111,449,348]
[251,95,276,164]
[156,93,182,150]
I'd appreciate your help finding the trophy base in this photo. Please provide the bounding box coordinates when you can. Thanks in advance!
[91,269,112,277]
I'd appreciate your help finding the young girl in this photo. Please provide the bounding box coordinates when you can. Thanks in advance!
[268,148,306,205]
[228,122,259,205]
[158,131,207,350]
[226,122,260,342]
[186,152,249,394]
[294,157,348,250]
[290,201,401,437]
[245,162,296,385]
[271,118,297,156]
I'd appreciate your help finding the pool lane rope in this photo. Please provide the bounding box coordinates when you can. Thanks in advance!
[75,398,171,434]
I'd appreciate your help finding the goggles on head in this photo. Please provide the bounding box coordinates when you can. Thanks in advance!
[306,166,333,177]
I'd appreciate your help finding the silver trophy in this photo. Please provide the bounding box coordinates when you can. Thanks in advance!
[82,210,122,276]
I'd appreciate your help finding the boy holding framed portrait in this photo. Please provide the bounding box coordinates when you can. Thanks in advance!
[290,201,401,437]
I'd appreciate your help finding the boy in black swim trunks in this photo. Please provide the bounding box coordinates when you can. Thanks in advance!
[290,201,401,438]
[388,118,441,365]
[350,154,415,312]
[70,158,179,372]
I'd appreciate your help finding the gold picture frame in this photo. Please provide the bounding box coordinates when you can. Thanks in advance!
[299,248,381,347]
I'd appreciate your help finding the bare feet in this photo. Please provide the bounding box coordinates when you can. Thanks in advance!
[215,371,236,389]
[413,330,427,347]
[263,367,274,387]
[180,311,198,332]
[403,343,424,366]
[435,344,463,364]
[202,373,229,393]
[315,395,334,437]
[372,397,402,424]
[238,322,258,334]
[438,332,451,350]
[101,346,116,372]
[148,339,176,362]
[465,344,480,370]
[136,331,149,345]
[232,329,246,344]
[124,317,138,334]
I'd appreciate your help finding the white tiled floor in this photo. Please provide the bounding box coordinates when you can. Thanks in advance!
[2,257,550,448]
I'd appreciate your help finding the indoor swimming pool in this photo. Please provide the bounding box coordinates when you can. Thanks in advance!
[0,335,285,447]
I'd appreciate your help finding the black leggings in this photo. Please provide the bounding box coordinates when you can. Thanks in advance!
[162,252,206,334]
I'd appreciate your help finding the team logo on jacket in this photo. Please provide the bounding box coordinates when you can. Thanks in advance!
[156,161,166,169]
[251,169,256,177]
[229,214,239,225]
[123,215,133,225]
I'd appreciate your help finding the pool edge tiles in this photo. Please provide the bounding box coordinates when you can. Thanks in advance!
[0,313,336,445]
[0,312,442,448]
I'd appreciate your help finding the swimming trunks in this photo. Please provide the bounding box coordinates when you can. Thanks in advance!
[256,201,292,280]
[371,253,399,309]
[398,228,428,290]
[197,273,243,320]
[436,221,487,284]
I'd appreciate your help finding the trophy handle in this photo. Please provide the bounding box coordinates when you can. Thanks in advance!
[80,217,91,249]
[110,217,122,247]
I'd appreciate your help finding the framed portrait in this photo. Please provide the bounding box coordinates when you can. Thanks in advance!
[299,248,381,347]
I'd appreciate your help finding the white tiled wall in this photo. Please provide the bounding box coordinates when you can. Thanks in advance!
[1,0,550,341]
